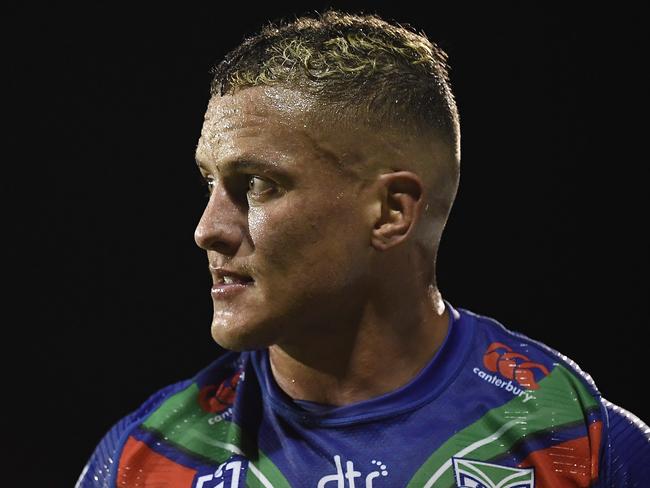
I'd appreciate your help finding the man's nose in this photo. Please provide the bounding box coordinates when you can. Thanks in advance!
[194,181,245,255]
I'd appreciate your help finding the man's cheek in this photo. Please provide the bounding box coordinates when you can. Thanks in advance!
[263,216,322,251]
[248,208,267,238]
[254,227,304,270]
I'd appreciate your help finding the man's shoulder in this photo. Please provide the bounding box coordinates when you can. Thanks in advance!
[138,349,245,421]
[76,350,245,487]
[454,305,650,484]
[456,304,601,398]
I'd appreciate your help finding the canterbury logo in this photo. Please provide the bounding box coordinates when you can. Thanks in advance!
[198,370,243,413]
[482,342,549,390]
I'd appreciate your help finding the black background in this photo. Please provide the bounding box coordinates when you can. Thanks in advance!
[6,2,646,486]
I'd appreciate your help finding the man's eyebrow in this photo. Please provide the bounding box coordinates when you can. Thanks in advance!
[195,157,282,174]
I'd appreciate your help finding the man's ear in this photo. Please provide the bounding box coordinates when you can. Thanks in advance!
[371,171,424,251]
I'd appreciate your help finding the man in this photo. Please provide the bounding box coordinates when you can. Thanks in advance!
[77,9,649,488]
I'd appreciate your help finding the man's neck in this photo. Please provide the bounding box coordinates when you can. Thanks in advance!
[268,287,449,407]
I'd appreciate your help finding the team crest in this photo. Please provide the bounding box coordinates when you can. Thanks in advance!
[452,457,534,488]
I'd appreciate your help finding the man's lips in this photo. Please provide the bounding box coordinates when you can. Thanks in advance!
[210,268,254,299]
[209,265,254,285]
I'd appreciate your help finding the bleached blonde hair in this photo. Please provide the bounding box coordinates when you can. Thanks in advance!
[209,8,460,162]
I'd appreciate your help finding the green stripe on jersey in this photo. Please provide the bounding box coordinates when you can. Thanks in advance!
[406,364,599,487]
[141,383,290,487]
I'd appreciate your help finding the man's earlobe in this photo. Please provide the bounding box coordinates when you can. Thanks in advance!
[370,171,423,251]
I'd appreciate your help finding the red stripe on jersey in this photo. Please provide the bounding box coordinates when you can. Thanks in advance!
[588,419,602,478]
[117,436,197,487]
[518,420,602,488]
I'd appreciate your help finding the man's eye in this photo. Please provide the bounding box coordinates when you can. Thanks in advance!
[247,176,274,196]
[197,173,214,199]
[204,177,215,197]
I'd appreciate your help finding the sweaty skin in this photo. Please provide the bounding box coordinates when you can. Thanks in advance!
[194,85,451,407]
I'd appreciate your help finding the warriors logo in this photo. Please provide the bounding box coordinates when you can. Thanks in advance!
[452,457,535,488]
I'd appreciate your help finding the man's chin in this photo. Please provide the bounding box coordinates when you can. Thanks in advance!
[210,322,278,352]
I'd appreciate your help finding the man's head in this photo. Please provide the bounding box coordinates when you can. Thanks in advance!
[194,10,460,351]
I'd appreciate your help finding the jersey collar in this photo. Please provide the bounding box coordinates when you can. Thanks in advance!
[250,299,475,427]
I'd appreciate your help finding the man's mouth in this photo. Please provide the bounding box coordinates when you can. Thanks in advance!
[220,274,254,285]
[210,266,255,299]
[210,265,255,285]
[211,271,254,299]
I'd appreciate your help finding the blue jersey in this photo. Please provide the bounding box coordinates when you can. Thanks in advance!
[77,301,649,487]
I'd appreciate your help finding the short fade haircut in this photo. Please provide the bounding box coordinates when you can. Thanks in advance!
[209,9,460,165]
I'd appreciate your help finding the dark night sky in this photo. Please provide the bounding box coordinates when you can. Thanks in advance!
[6,3,645,485]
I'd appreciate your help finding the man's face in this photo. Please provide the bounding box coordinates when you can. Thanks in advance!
[194,86,379,351]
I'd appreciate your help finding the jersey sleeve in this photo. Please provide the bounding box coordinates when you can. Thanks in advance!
[74,412,137,488]
[601,398,650,487]
[75,380,192,488]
